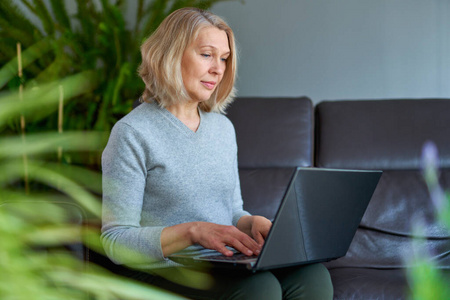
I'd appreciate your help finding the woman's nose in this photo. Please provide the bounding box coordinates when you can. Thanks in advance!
[210,58,225,75]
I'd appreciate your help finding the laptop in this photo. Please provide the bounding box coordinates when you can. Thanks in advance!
[169,167,382,272]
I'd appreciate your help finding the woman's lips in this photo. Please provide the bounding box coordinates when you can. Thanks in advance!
[201,81,216,90]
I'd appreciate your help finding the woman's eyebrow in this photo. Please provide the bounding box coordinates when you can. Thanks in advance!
[199,45,230,55]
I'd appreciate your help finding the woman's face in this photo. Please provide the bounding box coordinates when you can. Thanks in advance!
[181,26,230,102]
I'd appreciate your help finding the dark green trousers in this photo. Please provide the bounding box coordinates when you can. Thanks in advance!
[120,263,333,300]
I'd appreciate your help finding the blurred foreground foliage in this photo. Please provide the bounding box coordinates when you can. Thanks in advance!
[407,142,450,299]
[0,1,230,298]
[0,57,185,298]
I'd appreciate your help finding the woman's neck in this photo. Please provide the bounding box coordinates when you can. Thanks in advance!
[166,102,201,132]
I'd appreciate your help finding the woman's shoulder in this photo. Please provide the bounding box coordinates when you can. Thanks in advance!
[116,101,161,130]
[201,111,236,142]
[202,110,234,129]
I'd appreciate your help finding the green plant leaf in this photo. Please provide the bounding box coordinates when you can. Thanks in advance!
[74,0,98,49]
[27,161,102,216]
[0,70,98,127]
[49,0,71,30]
[0,38,53,89]
[48,269,186,300]
[30,0,55,36]
[0,131,108,159]
[0,0,42,43]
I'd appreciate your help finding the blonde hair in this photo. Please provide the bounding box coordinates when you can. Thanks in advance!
[138,7,237,113]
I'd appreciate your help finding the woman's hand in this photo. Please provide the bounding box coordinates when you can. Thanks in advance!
[237,215,272,247]
[189,222,262,256]
[161,221,262,257]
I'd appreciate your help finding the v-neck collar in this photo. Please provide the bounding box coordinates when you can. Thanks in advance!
[155,102,204,137]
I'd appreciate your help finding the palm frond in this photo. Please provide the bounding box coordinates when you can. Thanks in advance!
[19,0,36,14]
[0,39,16,61]
[0,19,35,47]
[34,54,70,83]
[0,38,52,89]
[0,1,38,33]
[28,0,55,36]
[0,1,42,45]
[0,132,107,161]
[98,0,128,69]
[74,0,98,48]
[0,71,97,128]
[49,0,71,31]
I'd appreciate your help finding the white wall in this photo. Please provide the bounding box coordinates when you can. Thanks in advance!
[211,0,450,104]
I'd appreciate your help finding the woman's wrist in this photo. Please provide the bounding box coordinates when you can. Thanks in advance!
[187,221,202,245]
[161,222,199,257]
[236,215,254,236]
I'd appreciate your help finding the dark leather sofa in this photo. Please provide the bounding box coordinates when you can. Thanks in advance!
[226,97,450,300]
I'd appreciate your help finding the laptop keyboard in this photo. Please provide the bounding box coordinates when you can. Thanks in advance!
[202,252,258,261]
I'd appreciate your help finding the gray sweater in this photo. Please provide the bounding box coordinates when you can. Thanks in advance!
[101,101,250,269]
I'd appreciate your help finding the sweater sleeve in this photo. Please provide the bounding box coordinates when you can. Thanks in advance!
[101,122,167,266]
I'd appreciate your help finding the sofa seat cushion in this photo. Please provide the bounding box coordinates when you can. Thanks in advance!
[324,170,450,269]
[360,170,450,238]
[325,226,450,269]
[329,268,410,300]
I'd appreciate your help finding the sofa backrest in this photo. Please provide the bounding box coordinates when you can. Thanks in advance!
[227,97,314,219]
[227,97,314,168]
[315,99,450,269]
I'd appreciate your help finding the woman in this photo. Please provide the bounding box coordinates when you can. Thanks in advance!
[101,7,333,300]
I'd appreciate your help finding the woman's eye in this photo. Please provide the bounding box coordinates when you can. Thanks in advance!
[201,54,211,58]
[221,57,228,62]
